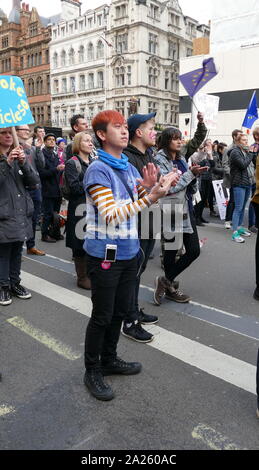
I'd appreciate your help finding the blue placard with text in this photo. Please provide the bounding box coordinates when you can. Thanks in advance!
[0,75,35,128]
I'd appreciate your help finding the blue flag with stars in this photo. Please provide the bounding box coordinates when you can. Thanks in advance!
[242,91,258,129]
[179,57,218,98]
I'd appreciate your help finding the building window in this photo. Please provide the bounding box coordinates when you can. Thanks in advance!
[36,77,43,95]
[53,79,59,94]
[62,78,67,93]
[28,78,35,96]
[70,76,76,93]
[127,66,132,86]
[45,50,49,64]
[168,41,178,60]
[115,101,125,115]
[97,71,104,88]
[149,3,160,20]
[29,23,38,37]
[87,43,94,60]
[164,103,169,123]
[69,24,74,35]
[88,17,93,28]
[61,27,65,37]
[116,33,128,53]
[169,13,180,26]
[69,48,75,65]
[165,70,169,90]
[115,4,127,18]
[186,48,193,57]
[2,36,8,48]
[97,15,102,26]
[148,101,157,114]
[171,71,178,93]
[61,50,66,67]
[62,109,67,126]
[170,104,179,125]
[79,45,85,63]
[149,33,158,54]
[115,66,125,87]
[88,106,94,119]
[54,109,59,126]
[88,73,94,89]
[53,52,58,68]
[53,30,57,39]
[20,56,24,69]
[79,21,84,31]
[79,75,85,90]
[46,75,50,93]
[96,40,104,59]
[98,105,104,112]
[148,67,158,88]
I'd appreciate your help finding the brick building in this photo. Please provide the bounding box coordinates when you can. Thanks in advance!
[0,0,60,126]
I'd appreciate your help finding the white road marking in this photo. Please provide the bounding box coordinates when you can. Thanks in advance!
[192,424,243,450]
[20,271,257,395]
[7,316,81,361]
[0,405,15,417]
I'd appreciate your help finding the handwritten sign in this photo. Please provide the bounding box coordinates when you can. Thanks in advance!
[192,92,220,130]
[0,75,34,128]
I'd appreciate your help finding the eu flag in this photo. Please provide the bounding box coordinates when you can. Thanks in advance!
[179,57,218,98]
[242,91,258,129]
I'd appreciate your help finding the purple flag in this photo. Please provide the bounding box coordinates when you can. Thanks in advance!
[179,58,218,98]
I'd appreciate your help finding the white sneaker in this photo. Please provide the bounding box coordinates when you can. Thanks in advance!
[238,228,251,237]
[225,221,231,229]
[232,231,245,243]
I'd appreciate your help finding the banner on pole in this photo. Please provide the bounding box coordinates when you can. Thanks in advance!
[212,180,230,220]
[191,92,220,130]
[0,75,34,128]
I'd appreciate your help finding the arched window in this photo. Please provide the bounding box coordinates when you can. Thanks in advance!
[36,76,43,95]
[53,52,58,68]
[61,50,66,67]
[69,48,75,65]
[97,71,104,88]
[87,43,94,60]
[96,40,104,59]
[28,78,34,96]
[79,45,84,63]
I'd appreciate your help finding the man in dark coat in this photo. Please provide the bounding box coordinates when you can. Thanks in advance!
[0,127,39,306]
[39,134,65,242]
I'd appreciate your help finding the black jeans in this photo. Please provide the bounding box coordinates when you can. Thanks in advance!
[26,189,42,250]
[163,215,200,283]
[257,349,259,408]
[41,197,62,236]
[225,187,235,222]
[84,254,138,370]
[124,239,156,323]
[0,242,23,288]
[253,203,259,288]
[195,179,211,219]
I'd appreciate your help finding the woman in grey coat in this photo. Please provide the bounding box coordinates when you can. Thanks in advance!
[0,128,39,306]
[153,127,208,306]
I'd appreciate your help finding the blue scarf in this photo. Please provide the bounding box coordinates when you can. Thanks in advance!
[97,149,129,171]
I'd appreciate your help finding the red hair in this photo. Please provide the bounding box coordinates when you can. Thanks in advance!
[92,110,126,146]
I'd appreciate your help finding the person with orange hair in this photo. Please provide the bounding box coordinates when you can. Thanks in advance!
[82,110,179,401]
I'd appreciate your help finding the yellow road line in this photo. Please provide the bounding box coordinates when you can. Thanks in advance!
[7,316,81,361]
[192,424,243,450]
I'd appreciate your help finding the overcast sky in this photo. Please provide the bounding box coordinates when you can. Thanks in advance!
[4,0,212,24]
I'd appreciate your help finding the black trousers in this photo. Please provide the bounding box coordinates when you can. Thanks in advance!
[253,203,259,288]
[163,215,200,283]
[124,238,156,323]
[195,179,211,219]
[84,254,138,370]
[0,241,23,288]
[225,187,235,222]
[41,197,62,236]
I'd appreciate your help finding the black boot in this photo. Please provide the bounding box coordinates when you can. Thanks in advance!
[84,369,114,401]
[74,256,91,290]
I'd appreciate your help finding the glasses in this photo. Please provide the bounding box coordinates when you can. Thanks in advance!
[17,128,30,132]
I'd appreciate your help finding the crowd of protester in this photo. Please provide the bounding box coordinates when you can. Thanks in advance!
[0,110,258,410]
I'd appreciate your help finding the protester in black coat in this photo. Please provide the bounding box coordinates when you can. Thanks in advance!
[38,134,65,242]
[0,127,39,306]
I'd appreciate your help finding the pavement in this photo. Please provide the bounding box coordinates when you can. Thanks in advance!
[1,209,259,451]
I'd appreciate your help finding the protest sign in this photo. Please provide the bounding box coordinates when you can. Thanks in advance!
[0,75,34,128]
[212,180,230,220]
[191,92,220,130]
